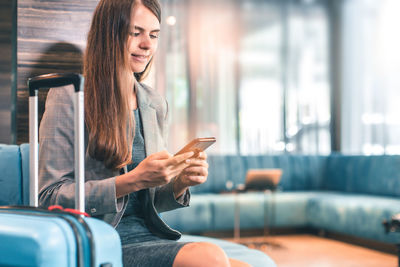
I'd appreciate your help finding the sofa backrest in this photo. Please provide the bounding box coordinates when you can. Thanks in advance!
[0,144,23,205]
[272,155,328,191]
[191,154,327,193]
[324,154,400,197]
[3,144,400,201]
[20,143,30,205]
[195,153,400,198]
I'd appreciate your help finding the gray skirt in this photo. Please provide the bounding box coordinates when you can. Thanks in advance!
[116,214,189,267]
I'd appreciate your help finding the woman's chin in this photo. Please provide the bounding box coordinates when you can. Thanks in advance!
[130,66,146,74]
[129,60,147,71]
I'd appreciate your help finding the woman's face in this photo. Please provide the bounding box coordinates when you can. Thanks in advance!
[127,3,160,73]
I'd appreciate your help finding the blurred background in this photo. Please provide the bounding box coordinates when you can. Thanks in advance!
[153,0,400,156]
[1,0,400,156]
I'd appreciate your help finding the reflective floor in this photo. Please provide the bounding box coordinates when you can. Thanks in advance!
[226,234,397,267]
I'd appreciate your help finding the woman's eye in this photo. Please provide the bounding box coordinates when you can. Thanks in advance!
[150,34,159,39]
[129,32,140,37]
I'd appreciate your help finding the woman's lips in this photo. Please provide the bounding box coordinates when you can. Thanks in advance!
[131,54,149,63]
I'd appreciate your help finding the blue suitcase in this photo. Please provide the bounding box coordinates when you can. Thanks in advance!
[0,73,123,267]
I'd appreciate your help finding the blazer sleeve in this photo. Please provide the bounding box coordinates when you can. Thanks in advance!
[38,86,121,216]
[154,179,191,213]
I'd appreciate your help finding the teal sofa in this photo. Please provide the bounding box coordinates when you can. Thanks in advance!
[0,144,276,267]
[161,154,400,245]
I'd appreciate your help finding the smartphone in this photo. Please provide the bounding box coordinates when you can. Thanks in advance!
[174,137,216,155]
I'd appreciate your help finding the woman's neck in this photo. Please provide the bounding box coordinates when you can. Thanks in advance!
[130,92,138,110]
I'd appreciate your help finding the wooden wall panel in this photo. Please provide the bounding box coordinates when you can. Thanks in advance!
[0,0,16,144]
[17,0,99,143]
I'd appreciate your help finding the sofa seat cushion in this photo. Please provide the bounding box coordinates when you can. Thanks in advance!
[0,145,22,205]
[163,191,400,244]
[160,193,213,233]
[180,235,276,267]
[307,192,400,243]
[212,193,265,230]
[213,191,317,230]
[266,191,317,227]
[163,192,317,232]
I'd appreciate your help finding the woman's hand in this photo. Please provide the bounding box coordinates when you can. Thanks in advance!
[173,151,209,199]
[116,150,194,198]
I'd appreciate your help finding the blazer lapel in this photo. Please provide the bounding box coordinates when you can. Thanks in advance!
[135,81,164,203]
[136,82,158,156]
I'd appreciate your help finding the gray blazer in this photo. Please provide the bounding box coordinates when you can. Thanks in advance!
[38,81,189,240]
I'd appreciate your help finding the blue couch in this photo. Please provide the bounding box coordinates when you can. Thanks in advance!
[0,144,276,267]
[161,154,400,245]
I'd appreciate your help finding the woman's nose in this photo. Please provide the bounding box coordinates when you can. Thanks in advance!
[139,36,152,50]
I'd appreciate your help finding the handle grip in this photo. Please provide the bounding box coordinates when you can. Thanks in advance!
[28,73,83,96]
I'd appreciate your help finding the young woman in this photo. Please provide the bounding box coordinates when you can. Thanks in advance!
[38,0,249,266]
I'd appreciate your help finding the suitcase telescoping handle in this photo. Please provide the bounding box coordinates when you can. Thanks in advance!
[28,73,85,214]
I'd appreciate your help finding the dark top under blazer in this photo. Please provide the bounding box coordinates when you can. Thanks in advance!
[38,81,189,240]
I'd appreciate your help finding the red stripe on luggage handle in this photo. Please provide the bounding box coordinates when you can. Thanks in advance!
[48,205,90,217]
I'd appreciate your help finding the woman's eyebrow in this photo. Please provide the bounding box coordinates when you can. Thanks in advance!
[133,25,160,33]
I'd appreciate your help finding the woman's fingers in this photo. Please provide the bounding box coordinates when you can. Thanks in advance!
[163,150,207,168]
[183,166,208,175]
[183,158,208,168]
[149,150,172,160]
[165,151,194,166]
[178,165,208,185]
[196,151,207,160]
[169,157,208,179]
[133,150,208,189]
[172,151,209,184]
[180,173,207,185]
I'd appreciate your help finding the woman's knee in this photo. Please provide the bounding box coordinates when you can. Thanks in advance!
[197,242,229,266]
[174,242,230,267]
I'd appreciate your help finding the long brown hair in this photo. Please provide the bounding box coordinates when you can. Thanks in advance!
[84,0,161,170]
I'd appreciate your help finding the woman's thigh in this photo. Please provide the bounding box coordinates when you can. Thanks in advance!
[122,240,187,267]
[173,242,251,267]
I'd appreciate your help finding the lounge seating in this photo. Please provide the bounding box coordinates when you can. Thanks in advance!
[0,144,276,267]
[162,154,400,245]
